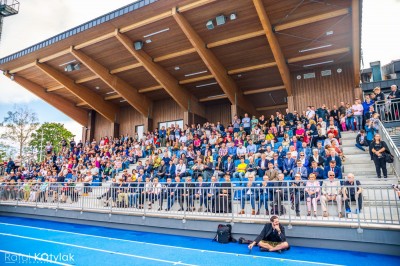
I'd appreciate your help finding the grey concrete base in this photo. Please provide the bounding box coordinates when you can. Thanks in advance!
[1,206,399,256]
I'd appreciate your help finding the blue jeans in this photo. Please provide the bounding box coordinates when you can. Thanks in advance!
[354,115,363,131]
[241,194,256,210]
[346,117,355,131]
[258,194,269,210]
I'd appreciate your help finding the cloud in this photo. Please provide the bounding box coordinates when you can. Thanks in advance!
[0,78,39,104]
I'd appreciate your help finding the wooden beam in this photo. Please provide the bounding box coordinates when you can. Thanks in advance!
[207,30,265,48]
[253,0,292,96]
[110,63,142,74]
[9,62,36,74]
[38,49,70,63]
[179,75,214,85]
[153,48,196,63]
[138,85,163,93]
[115,30,205,118]
[243,85,285,95]
[256,104,288,111]
[199,85,286,102]
[35,61,119,123]
[199,95,228,102]
[172,9,256,115]
[352,0,361,87]
[228,62,277,75]
[74,32,116,50]
[275,8,350,32]
[5,73,88,125]
[76,102,88,107]
[70,47,152,117]
[176,0,217,12]
[47,85,64,92]
[287,47,350,63]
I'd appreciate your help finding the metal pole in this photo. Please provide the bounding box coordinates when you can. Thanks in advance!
[39,129,43,162]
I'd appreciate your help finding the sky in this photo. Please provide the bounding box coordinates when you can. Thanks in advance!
[0,0,399,139]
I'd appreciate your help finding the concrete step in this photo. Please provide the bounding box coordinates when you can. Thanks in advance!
[344,156,372,164]
[340,133,358,140]
[342,147,367,154]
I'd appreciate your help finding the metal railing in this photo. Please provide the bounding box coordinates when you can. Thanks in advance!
[1,181,399,227]
[375,98,400,123]
[378,120,400,178]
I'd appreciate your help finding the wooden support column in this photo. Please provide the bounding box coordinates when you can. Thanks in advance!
[143,117,153,133]
[287,96,294,112]
[112,122,120,137]
[115,30,205,118]
[172,9,257,115]
[86,110,96,143]
[5,73,88,125]
[70,48,152,117]
[35,62,119,123]
[253,0,292,96]
[352,0,361,88]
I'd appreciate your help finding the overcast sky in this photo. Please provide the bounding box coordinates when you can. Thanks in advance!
[0,0,399,138]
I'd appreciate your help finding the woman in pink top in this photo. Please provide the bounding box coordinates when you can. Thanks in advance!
[352,99,364,131]
[295,124,305,140]
[305,173,320,217]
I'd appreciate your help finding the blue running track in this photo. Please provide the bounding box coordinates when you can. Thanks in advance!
[0,216,398,265]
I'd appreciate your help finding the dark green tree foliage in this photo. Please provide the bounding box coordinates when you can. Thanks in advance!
[30,122,74,157]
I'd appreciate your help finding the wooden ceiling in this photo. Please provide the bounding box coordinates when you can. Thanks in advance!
[0,0,360,124]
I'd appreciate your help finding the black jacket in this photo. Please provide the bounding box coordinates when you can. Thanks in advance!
[254,223,286,243]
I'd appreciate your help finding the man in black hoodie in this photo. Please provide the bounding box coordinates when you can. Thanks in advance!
[248,215,289,252]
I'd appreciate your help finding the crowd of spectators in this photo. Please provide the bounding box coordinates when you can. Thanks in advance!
[1,86,399,217]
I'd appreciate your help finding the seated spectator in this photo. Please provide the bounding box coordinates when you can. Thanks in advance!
[325,150,342,168]
[309,149,325,167]
[305,173,320,217]
[320,171,343,218]
[239,174,258,215]
[308,161,324,180]
[265,162,279,181]
[257,154,269,177]
[323,160,342,179]
[233,157,247,181]
[282,152,295,177]
[270,153,283,171]
[342,173,363,214]
[323,133,339,147]
[257,175,270,215]
[191,158,204,180]
[224,156,235,177]
[291,160,308,180]
[175,159,186,178]
[248,215,289,253]
[245,156,257,179]
[290,173,304,217]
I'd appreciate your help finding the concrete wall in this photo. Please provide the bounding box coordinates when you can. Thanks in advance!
[1,206,399,256]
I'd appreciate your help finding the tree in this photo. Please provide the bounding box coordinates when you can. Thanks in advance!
[30,122,74,160]
[1,105,39,160]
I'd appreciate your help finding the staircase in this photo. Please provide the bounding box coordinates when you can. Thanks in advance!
[341,131,398,184]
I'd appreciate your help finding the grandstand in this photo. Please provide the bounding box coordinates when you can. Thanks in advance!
[1,0,400,261]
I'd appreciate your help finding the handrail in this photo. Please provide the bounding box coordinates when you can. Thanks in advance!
[1,181,399,228]
[374,98,400,123]
[377,120,400,178]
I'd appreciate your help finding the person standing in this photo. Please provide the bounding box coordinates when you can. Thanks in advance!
[387,85,400,121]
[369,134,390,179]
[248,215,290,253]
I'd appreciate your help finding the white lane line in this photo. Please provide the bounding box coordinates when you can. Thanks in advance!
[0,233,196,266]
[0,222,343,266]
[0,249,72,265]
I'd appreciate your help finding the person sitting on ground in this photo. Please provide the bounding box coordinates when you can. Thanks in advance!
[355,129,369,151]
[248,215,290,253]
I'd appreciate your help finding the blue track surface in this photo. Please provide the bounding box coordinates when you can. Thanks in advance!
[0,216,398,266]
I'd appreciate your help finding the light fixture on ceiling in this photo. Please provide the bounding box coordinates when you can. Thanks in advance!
[134,41,144,51]
[196,82,218,88]
[106,91,116,95]
[174,66,181,71]
[59,59,76,67]
[10,74,15,81]
[216,15,226,26]
[184,70,207,77]
[207,94,226,98]
[237,74,242,78]
[145,39,152,44]
[326,31,334,36]
[143,28,170,38]
[120,100,127,103]
[206,20,214,30]
[303,60,334,68]
[64,63,80,72]
[299,44,332,53]
[95,86,100,90]
[229,13,237,20]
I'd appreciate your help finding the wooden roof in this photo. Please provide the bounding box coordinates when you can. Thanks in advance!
[0,0,362,124]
